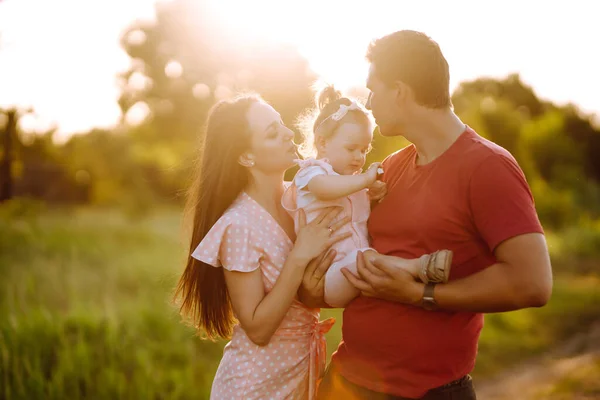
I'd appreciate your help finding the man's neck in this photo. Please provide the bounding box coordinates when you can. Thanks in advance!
[408,110,466,166]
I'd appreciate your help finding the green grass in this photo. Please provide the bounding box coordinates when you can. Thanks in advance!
[0,207,224,399]
[1,204,599,398]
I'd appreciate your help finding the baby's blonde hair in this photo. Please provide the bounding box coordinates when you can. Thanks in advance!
[297,83,372,158]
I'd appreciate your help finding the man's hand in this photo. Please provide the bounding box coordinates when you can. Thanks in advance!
[341,251,422,305]
[298,249,337,308]
[368,180,387,203]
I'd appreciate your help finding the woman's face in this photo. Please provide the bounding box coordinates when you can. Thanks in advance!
[246,102,297,174]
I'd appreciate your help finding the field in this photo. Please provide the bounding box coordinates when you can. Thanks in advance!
[1,205,599,399]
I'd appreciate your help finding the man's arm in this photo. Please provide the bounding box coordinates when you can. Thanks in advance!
[432,152,552,311]
[433,232,552,312]
[342,232,552,312]
[342,151,552,312]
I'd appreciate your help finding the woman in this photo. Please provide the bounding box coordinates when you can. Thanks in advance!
[174,94,351,399]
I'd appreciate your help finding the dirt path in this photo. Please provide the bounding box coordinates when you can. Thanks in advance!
[476,321,600,400]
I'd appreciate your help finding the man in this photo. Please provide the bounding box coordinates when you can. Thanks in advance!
[299,30,552,400]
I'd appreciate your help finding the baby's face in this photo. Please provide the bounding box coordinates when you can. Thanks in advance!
[321,122,372,175]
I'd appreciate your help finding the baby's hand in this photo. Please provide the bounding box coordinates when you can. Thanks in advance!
[368,180,387,203]
[364,162,382,186]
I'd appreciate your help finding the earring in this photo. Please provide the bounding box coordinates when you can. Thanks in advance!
[248,161,255,167]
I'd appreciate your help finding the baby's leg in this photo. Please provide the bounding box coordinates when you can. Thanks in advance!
[364,250,453,284]
[362,250,422,279]
[323,249,420,307]
[324,249,453,307]
[324,249,424,307]
[324,250,362,308]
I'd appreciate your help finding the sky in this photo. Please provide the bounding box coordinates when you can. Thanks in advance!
[1,0,599,140]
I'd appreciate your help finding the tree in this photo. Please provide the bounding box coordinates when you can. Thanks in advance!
[0,108,17,202]
[0,108,35,202]
[118,0,316,147]
[117,0,317,192]
[453,74,600,226]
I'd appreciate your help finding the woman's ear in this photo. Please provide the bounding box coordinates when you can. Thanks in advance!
[238,152,255,168]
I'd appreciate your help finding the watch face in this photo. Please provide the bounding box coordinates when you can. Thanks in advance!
[422,283,437,310]
[422,297,437,310]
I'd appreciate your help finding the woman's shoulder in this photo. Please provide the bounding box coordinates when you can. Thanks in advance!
[220,194,256,227]
[191,194,262,271]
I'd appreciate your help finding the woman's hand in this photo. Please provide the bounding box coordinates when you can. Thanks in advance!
[289,208,351,267]
[298,248,338,308]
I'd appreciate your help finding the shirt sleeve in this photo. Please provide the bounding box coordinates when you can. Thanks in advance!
[469,153,544,251]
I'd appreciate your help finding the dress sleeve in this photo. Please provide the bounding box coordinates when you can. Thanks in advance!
[191,216,262,272]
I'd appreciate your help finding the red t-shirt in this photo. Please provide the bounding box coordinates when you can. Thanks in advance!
[331,127,544,398]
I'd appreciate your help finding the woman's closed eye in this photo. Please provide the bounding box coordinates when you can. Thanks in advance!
[267,121,287,139]
[266,129,277,139]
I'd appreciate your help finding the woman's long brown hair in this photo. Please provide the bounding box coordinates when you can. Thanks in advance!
[175,95,260,339]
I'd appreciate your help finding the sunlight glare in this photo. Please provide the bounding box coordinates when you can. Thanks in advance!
[125,101,151,126]
[164,60,183,79]
[204,0,371,91]
[192,83,211,100]
[1,0,598,138]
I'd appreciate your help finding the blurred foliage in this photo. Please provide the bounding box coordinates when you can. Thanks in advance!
[117,0,316,184]
[1,2,600,235]
[2,0,316,210]
[2,1,600,397]
[4,60,600,232]
[1,0,599,231]
[450,74,600,229]
[1,206,598,399]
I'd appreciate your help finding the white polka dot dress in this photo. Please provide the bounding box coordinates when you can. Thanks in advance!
[192,192,334,399]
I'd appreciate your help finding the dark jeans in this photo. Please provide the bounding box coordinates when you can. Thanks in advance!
[316,362,477,400]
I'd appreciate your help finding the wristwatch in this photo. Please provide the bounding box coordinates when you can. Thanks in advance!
[421,282,438,310]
